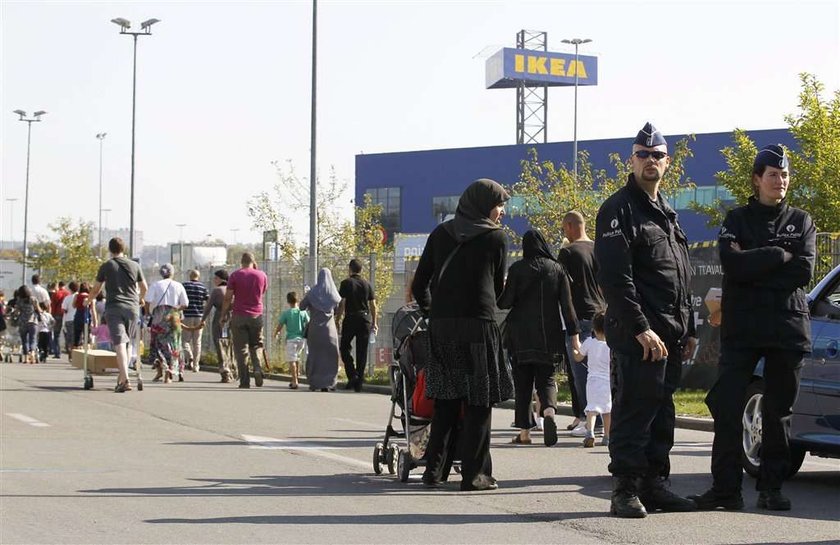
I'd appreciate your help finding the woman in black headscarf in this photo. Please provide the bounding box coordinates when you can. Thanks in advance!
[498,229,580,447]
[411,178,514,491]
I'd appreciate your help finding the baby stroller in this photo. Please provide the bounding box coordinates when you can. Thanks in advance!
[372,302,459,482]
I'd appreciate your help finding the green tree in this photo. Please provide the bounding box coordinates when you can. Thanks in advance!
[509,136,695,246]
[28,218,100,282]
[692,73,840,231]
[247,162,394,304]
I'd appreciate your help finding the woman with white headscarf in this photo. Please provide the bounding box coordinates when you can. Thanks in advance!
[144,263,189,383]
[300,268,341,391]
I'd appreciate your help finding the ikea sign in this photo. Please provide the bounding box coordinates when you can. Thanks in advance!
[486,47,598,89]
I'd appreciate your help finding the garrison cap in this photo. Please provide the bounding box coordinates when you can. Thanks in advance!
[634,122,667,148]
[754,144,789,170]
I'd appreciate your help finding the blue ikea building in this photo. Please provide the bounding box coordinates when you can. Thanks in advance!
[355,128,796,243]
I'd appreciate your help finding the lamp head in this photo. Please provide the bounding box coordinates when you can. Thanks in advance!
[140,18,160,30]
[96,132,107,139]
[13,109,26,119]
[111,17,131,30]
[33,110,47,118]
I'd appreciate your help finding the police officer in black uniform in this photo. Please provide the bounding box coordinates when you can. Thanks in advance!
[595,122,697,518]
[690,145,815,511]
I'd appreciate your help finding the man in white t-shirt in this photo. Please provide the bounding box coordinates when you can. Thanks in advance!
[61,281,78,360]
[30,274,50,309]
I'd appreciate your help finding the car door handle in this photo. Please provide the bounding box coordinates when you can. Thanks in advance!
[827,340,839,358]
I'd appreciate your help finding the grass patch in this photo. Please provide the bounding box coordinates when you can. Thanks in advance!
[365,369,710,417]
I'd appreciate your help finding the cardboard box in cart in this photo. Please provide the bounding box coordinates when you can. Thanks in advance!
[71,349,119,374]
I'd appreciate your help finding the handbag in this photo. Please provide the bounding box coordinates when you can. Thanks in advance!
[147,281,173,326]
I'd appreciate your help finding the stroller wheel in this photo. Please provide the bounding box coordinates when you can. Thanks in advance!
[387,443,399,475]
[397,449,412,483]
[372,443,384,475]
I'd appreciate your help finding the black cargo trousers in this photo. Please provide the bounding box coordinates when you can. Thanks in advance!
[608,340,683,479]
[705,347,803,493]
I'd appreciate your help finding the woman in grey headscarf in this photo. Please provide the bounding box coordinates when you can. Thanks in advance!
[412,178,514,491]
[300,268,341,391]
[144,263,189,383]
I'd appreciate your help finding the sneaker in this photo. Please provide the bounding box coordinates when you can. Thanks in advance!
[582,433,595,448]
[254,372,264,387]
[688,488,744,511]
[570,423,588,437]
[757,489,791,511]
[536,417,544,431]
[220,374,231,383]
[601,436,610,447]
[566,418,581,431]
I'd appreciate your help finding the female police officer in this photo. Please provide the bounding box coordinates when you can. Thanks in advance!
[691,145,816,511]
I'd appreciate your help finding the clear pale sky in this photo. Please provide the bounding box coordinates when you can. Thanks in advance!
[2,0,838,247]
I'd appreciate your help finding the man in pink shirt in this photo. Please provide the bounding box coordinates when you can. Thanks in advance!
[221,252,268,388]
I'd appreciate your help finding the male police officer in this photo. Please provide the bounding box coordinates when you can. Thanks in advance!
[595,122,697,518]
[690,145,815,511]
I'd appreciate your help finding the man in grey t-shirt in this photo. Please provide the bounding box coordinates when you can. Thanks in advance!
[88,237,148,393]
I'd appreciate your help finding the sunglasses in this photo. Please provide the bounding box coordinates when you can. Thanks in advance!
[633,150,668,160]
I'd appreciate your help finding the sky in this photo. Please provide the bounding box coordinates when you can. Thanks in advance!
[1,0,839,248]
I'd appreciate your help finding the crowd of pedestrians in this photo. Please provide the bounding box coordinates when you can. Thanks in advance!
[0,126,814,517]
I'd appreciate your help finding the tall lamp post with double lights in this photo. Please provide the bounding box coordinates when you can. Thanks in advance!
[111,16,160,259]
[96,132,107,258]
[560,38,592,181]
[12,109,47,285]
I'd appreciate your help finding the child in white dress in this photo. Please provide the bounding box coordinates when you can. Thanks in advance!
[573,312,611,447]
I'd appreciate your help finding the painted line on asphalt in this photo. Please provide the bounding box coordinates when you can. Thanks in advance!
[242,434,370,469]
[332,417,382,430]
[5,413,50,427]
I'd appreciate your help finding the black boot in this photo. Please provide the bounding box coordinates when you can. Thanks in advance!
[688,487,744,511]
[610,476,647,518]
[757,489,791,511]
[639,476,696,512]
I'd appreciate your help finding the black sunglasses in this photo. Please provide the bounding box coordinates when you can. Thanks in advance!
[633,150,668,160]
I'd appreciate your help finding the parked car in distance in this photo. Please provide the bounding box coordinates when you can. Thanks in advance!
[742,264,840,477]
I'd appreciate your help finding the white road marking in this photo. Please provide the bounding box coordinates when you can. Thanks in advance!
[332,417,382,430]
[241,434,370,469]
[5,413,50,427]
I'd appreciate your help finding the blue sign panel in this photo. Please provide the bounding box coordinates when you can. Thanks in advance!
[486,47,598,89]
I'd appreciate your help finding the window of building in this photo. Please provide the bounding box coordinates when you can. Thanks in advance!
[432,195,459,223]
[667,185,735,210]
[365,187,401,235]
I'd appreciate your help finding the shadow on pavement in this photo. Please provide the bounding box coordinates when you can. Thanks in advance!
[144,511,605,525]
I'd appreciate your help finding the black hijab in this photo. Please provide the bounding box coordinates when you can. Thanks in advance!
[522,229,555,261]
[444,178,510,243]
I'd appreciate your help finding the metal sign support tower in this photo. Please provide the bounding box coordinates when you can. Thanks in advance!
[515,30,548,144]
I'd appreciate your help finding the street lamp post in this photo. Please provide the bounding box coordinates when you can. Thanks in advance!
[560,38,592,181]
[5,198,18,252]
[309,0,318,286]
[12,109,47,286]
[111,16,160,259]
[96,132,107,258]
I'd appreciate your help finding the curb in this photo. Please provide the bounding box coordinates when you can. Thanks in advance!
[198,365,713,432]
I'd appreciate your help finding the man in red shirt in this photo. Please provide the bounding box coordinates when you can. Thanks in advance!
[221,252,268,388]
[50,281,70,359]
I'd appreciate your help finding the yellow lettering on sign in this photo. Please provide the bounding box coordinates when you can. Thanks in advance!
[567,60,588,79]
[514,54,525,72]
[527,55,548,74]
[550,58,566,76]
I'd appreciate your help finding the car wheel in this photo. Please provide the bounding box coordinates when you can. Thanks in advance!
[742,379,808,479]
[742,379,764,478]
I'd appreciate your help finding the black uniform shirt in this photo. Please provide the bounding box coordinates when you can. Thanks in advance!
[594,175,696,353]
[718,197,815,351]
[339,275,374,314]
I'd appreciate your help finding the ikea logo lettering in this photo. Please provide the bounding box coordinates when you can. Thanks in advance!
[514,54,588,79]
